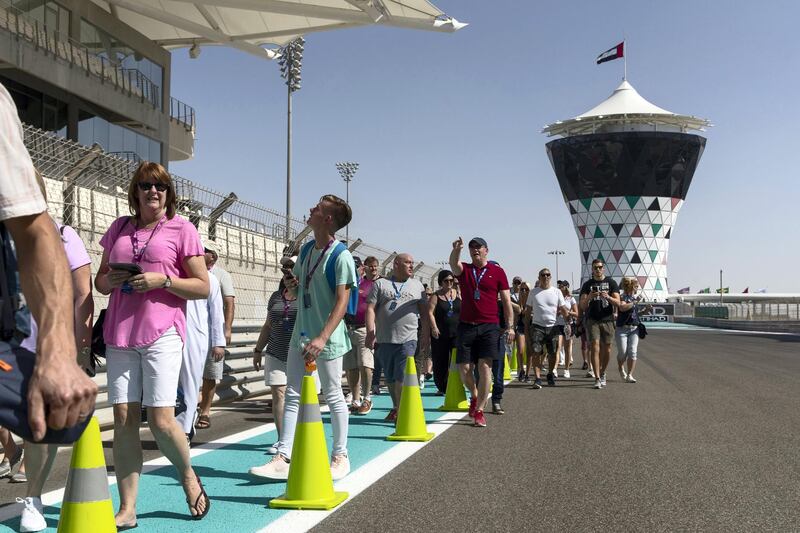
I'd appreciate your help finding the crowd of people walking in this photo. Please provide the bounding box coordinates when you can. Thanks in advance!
[0,79,649,531]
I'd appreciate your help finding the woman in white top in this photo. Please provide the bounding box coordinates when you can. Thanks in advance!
[555,281,579,378]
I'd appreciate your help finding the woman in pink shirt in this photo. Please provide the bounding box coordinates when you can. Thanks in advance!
[95,162,210,528]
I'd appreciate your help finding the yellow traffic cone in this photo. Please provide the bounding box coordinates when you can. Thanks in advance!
[270,375,348,510]
[438,348,469,412]
[57,417,115,533]
[509,344,518,372]
[387,357,434,442]
[503,353,512,381]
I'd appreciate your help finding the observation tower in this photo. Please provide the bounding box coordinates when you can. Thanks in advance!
[543,80,711,301]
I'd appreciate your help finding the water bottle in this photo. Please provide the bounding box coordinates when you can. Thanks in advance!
[300,331,316,372]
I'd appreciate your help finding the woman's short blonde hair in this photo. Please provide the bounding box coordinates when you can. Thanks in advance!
[621,277,638,293]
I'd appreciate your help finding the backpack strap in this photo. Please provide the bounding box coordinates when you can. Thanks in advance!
[298,240,315,265]
[325,242,346,293]
[0,226,15,341]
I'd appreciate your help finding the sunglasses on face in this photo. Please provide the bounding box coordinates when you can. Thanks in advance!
[540,273,551,278]
[137,181,169,192]
[593,265,604,270]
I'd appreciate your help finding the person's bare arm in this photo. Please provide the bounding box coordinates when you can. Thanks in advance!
[427,295,440,339]
[304,285,350,361]
[365,302,377,349]
[449,237,464,276]
[222,296,235,344]
[252,316,272,371]
[499,289,516,343]
[617,298,635,312]
[604,291,622,308]
[579,293,590,313]
[5,213,97,441]
[71,264,93,353]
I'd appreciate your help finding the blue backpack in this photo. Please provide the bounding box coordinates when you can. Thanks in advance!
[0,224,31,344]
[298,240,359,315]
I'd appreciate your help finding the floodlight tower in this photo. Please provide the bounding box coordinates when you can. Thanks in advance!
[279,36,305,242]
[543,80,711,301]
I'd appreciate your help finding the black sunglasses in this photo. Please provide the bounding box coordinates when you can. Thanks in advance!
[540,273,551,277]
[593,265,604,270]
[137,181,169,192]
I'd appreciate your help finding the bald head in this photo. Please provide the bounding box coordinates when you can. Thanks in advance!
[393,253,414,281]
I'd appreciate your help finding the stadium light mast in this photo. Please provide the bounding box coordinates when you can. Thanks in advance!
[279,36,305,242]
[335,161,359,244]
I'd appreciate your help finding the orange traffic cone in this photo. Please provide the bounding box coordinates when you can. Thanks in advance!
[439,348,469,411]
[387,357,434,442]
[270,375,348,510]
[57,417,115,533]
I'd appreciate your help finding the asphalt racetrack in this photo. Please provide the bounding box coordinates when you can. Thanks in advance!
[0,326,798,532]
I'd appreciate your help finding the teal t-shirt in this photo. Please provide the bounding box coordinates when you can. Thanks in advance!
[290,240,357,360]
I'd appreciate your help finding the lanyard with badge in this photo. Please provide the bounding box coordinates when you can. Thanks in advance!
[389,276,406,311]
[471,265,487,300]
[303,239,334,308]
[446,291,455,317]
[281,289,294,331]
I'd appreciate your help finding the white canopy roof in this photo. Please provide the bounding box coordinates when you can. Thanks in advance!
[543,80,711,137]
[94,0,466,60]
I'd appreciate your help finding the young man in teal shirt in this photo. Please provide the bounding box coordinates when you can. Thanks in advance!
[250,194,357,481]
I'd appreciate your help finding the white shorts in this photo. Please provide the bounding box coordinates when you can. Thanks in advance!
[106,327,184,408]
[265,354,288,386]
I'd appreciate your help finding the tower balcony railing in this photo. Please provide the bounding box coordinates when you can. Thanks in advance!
[0,0,160,109]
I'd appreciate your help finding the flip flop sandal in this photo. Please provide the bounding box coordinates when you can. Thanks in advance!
[195,415,211,429]
[187,475,210,520]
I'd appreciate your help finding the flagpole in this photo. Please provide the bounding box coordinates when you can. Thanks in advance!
[623,39,627,80]
[719,269,723,304]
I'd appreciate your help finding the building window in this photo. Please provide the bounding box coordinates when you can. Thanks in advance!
[10,1,70,37]
[0,77,67,138]
[78,112,162,163]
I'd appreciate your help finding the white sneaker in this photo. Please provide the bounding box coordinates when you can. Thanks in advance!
[344,392,353,405]
[330,454,350,481]
[563,369,570,379]
[17,497,46,532]
[593,379,602,389]
[619,367,628,381]
[586,369,595,378]
[600,374,607,387]
[418,375,425,389]
[249,454,290,479]
[626,374,637,383]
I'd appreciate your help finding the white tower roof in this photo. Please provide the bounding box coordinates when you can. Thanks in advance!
[543,80,711,137]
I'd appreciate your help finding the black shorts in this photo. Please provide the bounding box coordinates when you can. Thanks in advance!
[456,322,500,364]
[529,324,560,356]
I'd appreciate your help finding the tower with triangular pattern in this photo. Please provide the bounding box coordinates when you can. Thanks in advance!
[543,79,711,300]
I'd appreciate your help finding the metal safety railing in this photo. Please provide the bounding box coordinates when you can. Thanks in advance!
[0,0,161,109]
[170,96,196,131]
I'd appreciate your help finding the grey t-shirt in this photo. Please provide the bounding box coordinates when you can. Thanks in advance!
[367,277,427,344]
[212,265,235,298]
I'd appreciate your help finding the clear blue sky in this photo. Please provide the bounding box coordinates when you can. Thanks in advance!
[171,1,799,293]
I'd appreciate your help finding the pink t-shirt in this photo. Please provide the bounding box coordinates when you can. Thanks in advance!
[100,215,204,348]
[21,225,91,352]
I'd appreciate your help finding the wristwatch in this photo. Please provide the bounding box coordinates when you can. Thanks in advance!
[163,275,172,289]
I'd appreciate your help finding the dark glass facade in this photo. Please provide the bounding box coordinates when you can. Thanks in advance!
[546,132,706,201]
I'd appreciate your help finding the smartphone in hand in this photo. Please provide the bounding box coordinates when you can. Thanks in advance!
[109,262,143,274]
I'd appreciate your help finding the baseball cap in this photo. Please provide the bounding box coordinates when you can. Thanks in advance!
[468,237,488,248]
[512,276,522,283]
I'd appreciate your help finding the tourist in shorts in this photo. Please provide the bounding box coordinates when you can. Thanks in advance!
[448,237,514,428]
[579,259,621,389]
[344,256,378,415]
[527,269,569,389]
[365,254,428,422]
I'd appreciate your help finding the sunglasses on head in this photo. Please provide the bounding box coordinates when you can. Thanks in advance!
[137,181,168,192]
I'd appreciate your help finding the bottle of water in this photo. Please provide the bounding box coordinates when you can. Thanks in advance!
[300,331,315,372]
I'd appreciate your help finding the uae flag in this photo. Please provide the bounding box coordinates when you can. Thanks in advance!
[596,42,624,64]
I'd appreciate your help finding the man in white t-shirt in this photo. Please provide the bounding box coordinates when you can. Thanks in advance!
[525,268,569,389]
